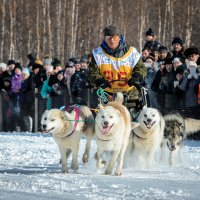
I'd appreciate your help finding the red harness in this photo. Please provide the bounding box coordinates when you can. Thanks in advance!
[65,105,83,137]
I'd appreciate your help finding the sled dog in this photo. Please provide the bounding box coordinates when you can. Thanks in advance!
[41,106,95,173]
[127,107,165,168]
[95,93,137,175]
[162,113,200,166]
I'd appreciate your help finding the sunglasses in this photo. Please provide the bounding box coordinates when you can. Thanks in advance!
[105,35,119,40]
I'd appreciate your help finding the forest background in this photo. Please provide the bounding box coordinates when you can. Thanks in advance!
[0,0,199,65]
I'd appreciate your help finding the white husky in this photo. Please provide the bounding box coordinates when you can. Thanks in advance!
[95,96,137,176]
[127,107,165,168]
[41,106,95,173]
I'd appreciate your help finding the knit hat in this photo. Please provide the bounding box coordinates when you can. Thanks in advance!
[22,68,30,76]
[57,70,65,77]
[146,28,154,36]
[184,47,199,58]
[65,61,74,68]
[103,25,120,36]
[175,67,184,75]
[80,56,88,63]
[52,58,62,68]
[44,56,52,65]
[7,60,15,65]
[35,59,43,66]
[0,63,7,71]
[172,37,183,46]
[14,63,22,71]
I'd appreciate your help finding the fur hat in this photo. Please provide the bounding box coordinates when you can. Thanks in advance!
[159,46,168,52]
[172,37,183,46]
[7,60,15,66]
[146,28,154,36]
[184,47,199,58]
[32,63,42,71]
[0,63,7,71]
[103,25,120,36]
[164,58,173,65]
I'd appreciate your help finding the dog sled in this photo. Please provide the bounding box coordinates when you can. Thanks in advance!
[96,80,148,121]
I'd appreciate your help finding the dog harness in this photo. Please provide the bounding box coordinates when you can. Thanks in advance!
[65,105,87,137]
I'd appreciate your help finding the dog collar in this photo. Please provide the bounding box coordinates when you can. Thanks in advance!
[96,135,112,141]
[133,132,147,139]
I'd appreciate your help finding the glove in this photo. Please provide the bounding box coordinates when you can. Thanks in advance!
[128,73,144,86]
[95,78,111,89]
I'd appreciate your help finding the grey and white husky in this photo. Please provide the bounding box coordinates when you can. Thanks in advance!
[161,113,200,166]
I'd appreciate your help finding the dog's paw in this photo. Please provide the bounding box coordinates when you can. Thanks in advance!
[104,168,112,175]
[71,163,79,171]
[61,169,68,174]
[82,154,89,163]
[114,171,122,176]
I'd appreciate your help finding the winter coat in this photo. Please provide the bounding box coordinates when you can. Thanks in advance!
[143,40,161,51]
[70,69,88,105]
[179,72,200,108]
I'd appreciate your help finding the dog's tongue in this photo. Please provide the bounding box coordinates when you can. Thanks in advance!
[101,126,111,135]
[146,123,152,129]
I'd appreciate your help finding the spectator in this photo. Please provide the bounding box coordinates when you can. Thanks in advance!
[171,37,185,63]
[64,61,76,105]
[144,56,159,108]
[0,63,8,89]
[41,66,54,110]
[143,28,161,52]
[10,63,22,131]
[142,47,151,62]
[50,69,67,108]
[20,68,34,132]
[159,59,174,114]
[1,77,12,131]
[71,60,89,105]
[179,47,200,118]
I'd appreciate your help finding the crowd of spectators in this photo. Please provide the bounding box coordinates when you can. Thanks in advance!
[0,28,200,132]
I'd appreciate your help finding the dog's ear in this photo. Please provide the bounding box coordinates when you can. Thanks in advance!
[64,111,72,120]
[131,122,140,129]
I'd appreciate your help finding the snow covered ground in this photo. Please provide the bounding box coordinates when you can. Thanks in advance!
[0,132,200,200]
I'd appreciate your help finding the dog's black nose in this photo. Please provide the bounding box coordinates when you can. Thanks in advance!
[147,118,152,123]
[171,145,176,150]
[103,121,109,126]
[42,124,47,129]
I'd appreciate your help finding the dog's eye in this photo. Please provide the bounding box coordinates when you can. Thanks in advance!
[44,117,47,120]
[144,114,147,118]
[101,115,105,118]
[51,119,55,122]
[110,116,113,118]
[152,114,155,117]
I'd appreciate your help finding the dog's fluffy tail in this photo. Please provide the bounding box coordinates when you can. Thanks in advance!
[185,118,200,135]
[114,92,124,104]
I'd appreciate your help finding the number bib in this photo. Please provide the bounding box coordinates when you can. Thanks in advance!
[92,46,141,93]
